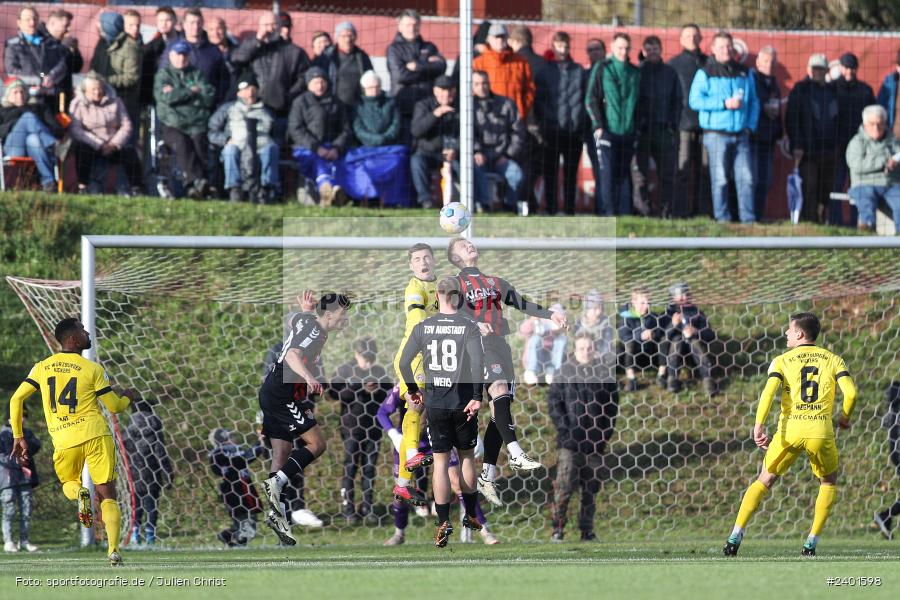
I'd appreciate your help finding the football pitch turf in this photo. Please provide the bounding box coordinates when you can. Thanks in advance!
[1,539,897,600]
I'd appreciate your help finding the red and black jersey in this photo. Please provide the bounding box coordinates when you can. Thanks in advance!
[456,266,553,336]
[261,313,328,403]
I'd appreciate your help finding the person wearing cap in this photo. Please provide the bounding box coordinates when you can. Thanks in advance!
[208,427,266,547]
[3,6,68,108]
[473,23,535,121]
[833,52,876,226]
[785,53,839,223]
[750,46,782,222]
[547,331,619,543]
[520,303,568,385]
[317,21,374,107]
[158,9,230,106]
[208,71,279,204]
[386,9,447,141]
[232,11,310,146]
[689,31,759,224]
[663,283,716,395]
[410,74,459,209]
[343,70,410,206]
[0,77,63,193]
[845,104,900,233]
[121,395,171,547]
[153,39,216,199]
[288,66,351,207]
[68,72,144,196]
[472,70,526,213]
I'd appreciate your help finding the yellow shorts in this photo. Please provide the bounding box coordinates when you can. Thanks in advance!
[53,435,117,486]
[763,431,839,479]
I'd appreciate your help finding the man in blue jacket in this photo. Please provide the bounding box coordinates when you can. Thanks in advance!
[689,31,759,224]
[876,49,900,136]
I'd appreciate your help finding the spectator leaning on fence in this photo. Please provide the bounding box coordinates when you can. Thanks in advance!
[785,53,839,224]
[668,23,708,219]
[472,70,526,213]
[689,30,759,224]
[0,77,63,193]
[289,66,352,207]
[750,46,782,222]
[68,72,144,196]
[153,39,216,200]
[208,71,279,205]
[845,104,900,234]
[410,75,459,209]
[387,10,447,142]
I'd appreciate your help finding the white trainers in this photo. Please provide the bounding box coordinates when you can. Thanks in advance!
[477,476,503,507]
[261,477,283,517]
[291,509,323,528]
[4,541,18,553]
[480,527,500,545]
[265,510,296,546]
[23,543,38,552]
[383,531,405,546]
[509,453,542,472]
[522,370,539,385]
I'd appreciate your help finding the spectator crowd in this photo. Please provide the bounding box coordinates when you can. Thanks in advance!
[2,6,900,230]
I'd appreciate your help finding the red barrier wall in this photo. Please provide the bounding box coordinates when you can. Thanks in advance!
[3,3,899,218]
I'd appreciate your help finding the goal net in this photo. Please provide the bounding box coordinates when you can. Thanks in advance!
[7,223,900,547]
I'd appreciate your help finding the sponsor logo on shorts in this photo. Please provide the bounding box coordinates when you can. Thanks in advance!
[491,363,502,374]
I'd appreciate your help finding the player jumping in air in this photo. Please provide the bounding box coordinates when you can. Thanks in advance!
[723,312,857,557]
[7,318,134,566]
[447,237,567,505]
[259,293,351,545]
[391,243,439,507]
[398,276,486,548]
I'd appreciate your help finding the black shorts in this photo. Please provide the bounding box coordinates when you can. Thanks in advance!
[482,335,516,384]
[258,388,317,441]
[426,407,478,454]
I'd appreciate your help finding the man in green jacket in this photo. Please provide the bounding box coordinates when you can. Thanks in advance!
[153,39,215,199]
[846,104,900,233]
[585,32,639,216]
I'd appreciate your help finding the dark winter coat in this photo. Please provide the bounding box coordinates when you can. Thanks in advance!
[668,49,708,132]
[617,304,669,345]
[786,76,839,156]
[834,76,876,147]
[329,362,392,437]
[38,24,82,107]
[664,302,716,343]
[537,55,585,134]
[318,44,374,107]
[637,59,682,132]
[232,34,310,115]
[287,90,351,153]
[410,95,459,154]
[386,33,446,116]
[353,92,400,147]
[473,92,525,162]
[209,441,265,516]
[0,425,40,491]
[122,410,173,496]
[0,101,63,141]
[547,359,619,454]
[3,31,68,89]
[751,69,783,144]
[140,32,178,105]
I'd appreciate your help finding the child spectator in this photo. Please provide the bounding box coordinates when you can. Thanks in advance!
[618,287,669,392]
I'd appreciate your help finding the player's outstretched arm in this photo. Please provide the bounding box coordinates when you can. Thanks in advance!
[500,280,554,319]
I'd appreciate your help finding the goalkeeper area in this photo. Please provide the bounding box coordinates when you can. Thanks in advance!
[1,540,898,599]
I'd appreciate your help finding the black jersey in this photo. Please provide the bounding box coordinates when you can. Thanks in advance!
[260,313,328,403]
[398,312,485,410]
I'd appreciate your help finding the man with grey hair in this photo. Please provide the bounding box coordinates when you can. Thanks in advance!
[387,9,446,141]
[750,45,782,221]
[786,53,839,223]
[845,104,900,233]
[316,21,373,107]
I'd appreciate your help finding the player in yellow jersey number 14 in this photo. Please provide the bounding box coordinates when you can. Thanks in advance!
[8,318,136,566]
[723,312,857,557]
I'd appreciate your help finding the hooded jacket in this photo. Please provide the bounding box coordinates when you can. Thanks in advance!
[68,82,132,150]
[122,409,172,496]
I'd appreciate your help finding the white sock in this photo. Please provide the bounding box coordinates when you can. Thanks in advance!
[507,441,524,459]
[395,527,405,537]
[274,471,289,490]
[395,477,409,487]
[730,526,744,538]
[481,464,497,481]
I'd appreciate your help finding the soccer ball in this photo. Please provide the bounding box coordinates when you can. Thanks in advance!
[439,202,471,234]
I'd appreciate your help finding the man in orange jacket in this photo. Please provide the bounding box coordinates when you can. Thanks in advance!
[473,23,535,120]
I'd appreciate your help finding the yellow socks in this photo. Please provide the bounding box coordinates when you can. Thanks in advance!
[100,499,121,555]
[398,409,422,481]
[810,484,836,537]
[735,480,770,529]
[62,481,82,501]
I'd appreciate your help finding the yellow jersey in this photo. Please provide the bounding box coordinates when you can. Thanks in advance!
[756,344,856,439]
[10,352,130,450]
[393,276,438,393]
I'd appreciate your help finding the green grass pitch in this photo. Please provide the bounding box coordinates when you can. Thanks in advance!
[1,539,898,600]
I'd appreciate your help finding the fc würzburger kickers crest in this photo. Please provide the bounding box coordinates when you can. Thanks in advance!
[491,363,503,374]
